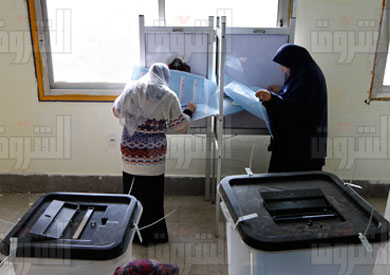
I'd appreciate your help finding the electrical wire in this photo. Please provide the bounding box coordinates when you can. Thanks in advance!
[139,209,176,231]
[0,256,9,268]
[249,143,256,171]
[128,177,135,196]
[364,208,375,236]
[346,163,374,239]
[0,219,15,226]
[350,163,357,185]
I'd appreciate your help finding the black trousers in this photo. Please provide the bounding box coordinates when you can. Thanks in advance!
[123,172,168,245]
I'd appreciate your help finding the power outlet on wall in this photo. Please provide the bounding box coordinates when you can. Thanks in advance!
[108,134,117,147]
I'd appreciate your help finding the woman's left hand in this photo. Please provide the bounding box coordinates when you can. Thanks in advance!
[255,90,272,102]
[185,101,197,112]
[268,85,282,93]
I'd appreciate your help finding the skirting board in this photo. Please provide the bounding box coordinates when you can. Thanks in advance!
[0,174,204,196]
[0,174,388,198]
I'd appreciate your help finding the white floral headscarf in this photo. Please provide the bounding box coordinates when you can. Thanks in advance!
[113,63,171,136]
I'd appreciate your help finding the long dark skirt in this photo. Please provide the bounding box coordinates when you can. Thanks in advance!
[268,151,324,173]
[123,172,168,245]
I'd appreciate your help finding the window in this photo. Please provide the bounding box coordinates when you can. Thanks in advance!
[45,0,157,85]
[28,0,289,101]
[164,0,279,27]
[369,3,390,102]
[30,0,158,100]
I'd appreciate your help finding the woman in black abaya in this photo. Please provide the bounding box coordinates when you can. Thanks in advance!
[256,44,328,172]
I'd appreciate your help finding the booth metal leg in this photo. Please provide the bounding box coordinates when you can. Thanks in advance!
[215,117,223,237]
[215,163,221,237]
[211,135,217,204]
[205,116,212,201]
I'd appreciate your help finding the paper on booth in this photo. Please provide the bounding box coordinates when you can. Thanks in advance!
[132,67,220,121]
[224,80,272,136]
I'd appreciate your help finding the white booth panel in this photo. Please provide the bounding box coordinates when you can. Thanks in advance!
[145,32,209,77]
[225,34,289,88]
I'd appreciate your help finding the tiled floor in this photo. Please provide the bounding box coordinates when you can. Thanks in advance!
[0,193,388,275]
[131,196,228,275]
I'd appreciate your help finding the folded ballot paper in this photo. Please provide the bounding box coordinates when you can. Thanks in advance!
[224,80,273,136]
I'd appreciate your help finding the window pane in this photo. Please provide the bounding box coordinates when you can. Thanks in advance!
[165,0,278,27]
[383,52,390,86]
[45,0,158,84]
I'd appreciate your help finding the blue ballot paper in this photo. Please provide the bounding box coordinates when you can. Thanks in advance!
[130,67,270,131]
[132,67,219,121]
[224,81,273,136]
[223,97,245,116]
[223,73,245,116]
[131,66,148,80]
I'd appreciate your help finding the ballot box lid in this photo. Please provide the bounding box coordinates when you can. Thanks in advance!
[219,171,390,251]
[0,192,142,260]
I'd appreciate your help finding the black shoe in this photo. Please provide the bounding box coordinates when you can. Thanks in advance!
[133,232,169,246]
[149,232,169,244]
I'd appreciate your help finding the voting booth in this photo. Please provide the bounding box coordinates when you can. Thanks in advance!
[138,15,297,236]
[138,15,295,203]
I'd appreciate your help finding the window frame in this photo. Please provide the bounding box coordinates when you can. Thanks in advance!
[369,1,390,103]
[27,0,291,102]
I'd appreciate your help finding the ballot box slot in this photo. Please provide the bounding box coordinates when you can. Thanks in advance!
[29,200,79,239]
[260,189,345,223]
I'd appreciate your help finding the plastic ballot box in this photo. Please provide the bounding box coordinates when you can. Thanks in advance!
[0,192,142,275]
[218,172,390,275]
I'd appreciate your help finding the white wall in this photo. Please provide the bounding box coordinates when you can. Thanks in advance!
[0,0,389,180]
[294,0,390,180]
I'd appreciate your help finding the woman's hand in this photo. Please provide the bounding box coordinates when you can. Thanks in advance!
[185,101,197,112]
[255,90,272,102]
[268,85,282,93]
